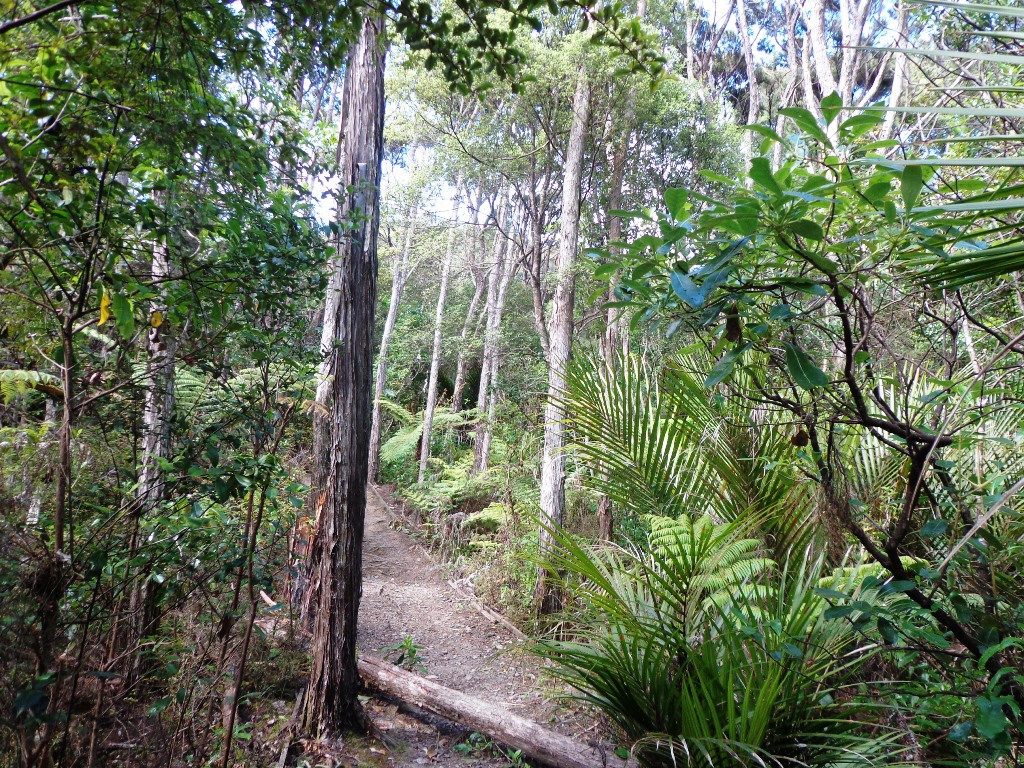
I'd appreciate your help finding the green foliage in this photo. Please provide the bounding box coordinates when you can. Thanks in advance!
[561,354,818,558]
[463,502,508,532]
[536,521,899,766]
[378,400,477,483]
[586,87,1024,761]
[381,635,428,673]
[0,369,61,404]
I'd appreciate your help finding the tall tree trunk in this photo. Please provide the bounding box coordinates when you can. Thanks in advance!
[478,258,517,476]
[736,0,761,160]
[880,3,909,141]
[450,279,484,411]
[368,204,417,482]
[137,235,176,507]
[772,0,802,169]
[301,12,386,737]
[473,189,513,475]
[598,0,645,540]
[535,69,591,616]
[125,227,177,681]
[418,189,461,484]
[451,195,487,412]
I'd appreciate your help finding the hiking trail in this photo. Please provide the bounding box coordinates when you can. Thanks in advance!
[321,485,604,768]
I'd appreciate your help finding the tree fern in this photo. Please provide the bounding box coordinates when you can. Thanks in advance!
[174,367,212,417]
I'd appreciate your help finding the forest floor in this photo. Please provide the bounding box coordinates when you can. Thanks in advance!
[291,485,609,768]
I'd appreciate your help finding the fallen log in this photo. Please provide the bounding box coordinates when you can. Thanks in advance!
[357,655,630,768]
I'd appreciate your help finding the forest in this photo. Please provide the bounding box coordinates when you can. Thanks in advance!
[2,0,1024,765]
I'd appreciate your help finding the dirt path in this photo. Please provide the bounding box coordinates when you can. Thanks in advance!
[348,486,596,768]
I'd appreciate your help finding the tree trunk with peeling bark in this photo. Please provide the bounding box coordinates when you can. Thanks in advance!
[301,13,386,737]
[124,227,177,683]
[536,69,591,616]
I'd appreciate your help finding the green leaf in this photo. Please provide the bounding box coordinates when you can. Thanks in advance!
[907,0,1024,19]
[876,617,899,645]
[820,91,843,125]
[749,157,782,195]
[814,587,848,600]
[976,697,1008,739]
[901,165,923,211]
[779,107,830,145]
[670,271,704,307]
[746,124,786,145]
[790,219,824,241]
[704,348,742,387]
[948,722,973,742]
[784,343,828,389]
[920,519,948,538]
[839,113,883,139]
[823,605,855,620]
[880,580,915,593]
[111,293,135,338]
[664,187,687,221]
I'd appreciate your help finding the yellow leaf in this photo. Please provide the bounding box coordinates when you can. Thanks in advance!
[150,310,163,328]
[99,293,111,326]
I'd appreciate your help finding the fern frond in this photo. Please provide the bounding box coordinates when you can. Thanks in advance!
[0,369,62,403]
[378,396,417,426]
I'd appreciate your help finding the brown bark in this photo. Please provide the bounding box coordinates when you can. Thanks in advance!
[358,656,631,768]
[536,69,591,616]
[301,12,386,737]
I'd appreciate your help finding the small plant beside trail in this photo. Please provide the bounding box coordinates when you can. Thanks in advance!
[381,636,428,673]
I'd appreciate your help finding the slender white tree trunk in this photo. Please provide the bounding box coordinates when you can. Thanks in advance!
[138,237,176,507]
[736,0,761,160]
[125,216,177,683]
[473,188,512,474]
[536,69,591,615]
[881,3,909,141]
[478,256,517,475]
[368,204,417,481]
[418,188,462,484]
[451,194,487,411]
[773,0,801,169]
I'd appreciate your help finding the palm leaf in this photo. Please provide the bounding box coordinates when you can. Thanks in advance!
[560,354,819,558]
[875,1,1024,286]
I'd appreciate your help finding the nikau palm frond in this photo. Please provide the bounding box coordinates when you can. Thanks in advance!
[884,1,1024,286]
[560,354,818,558]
